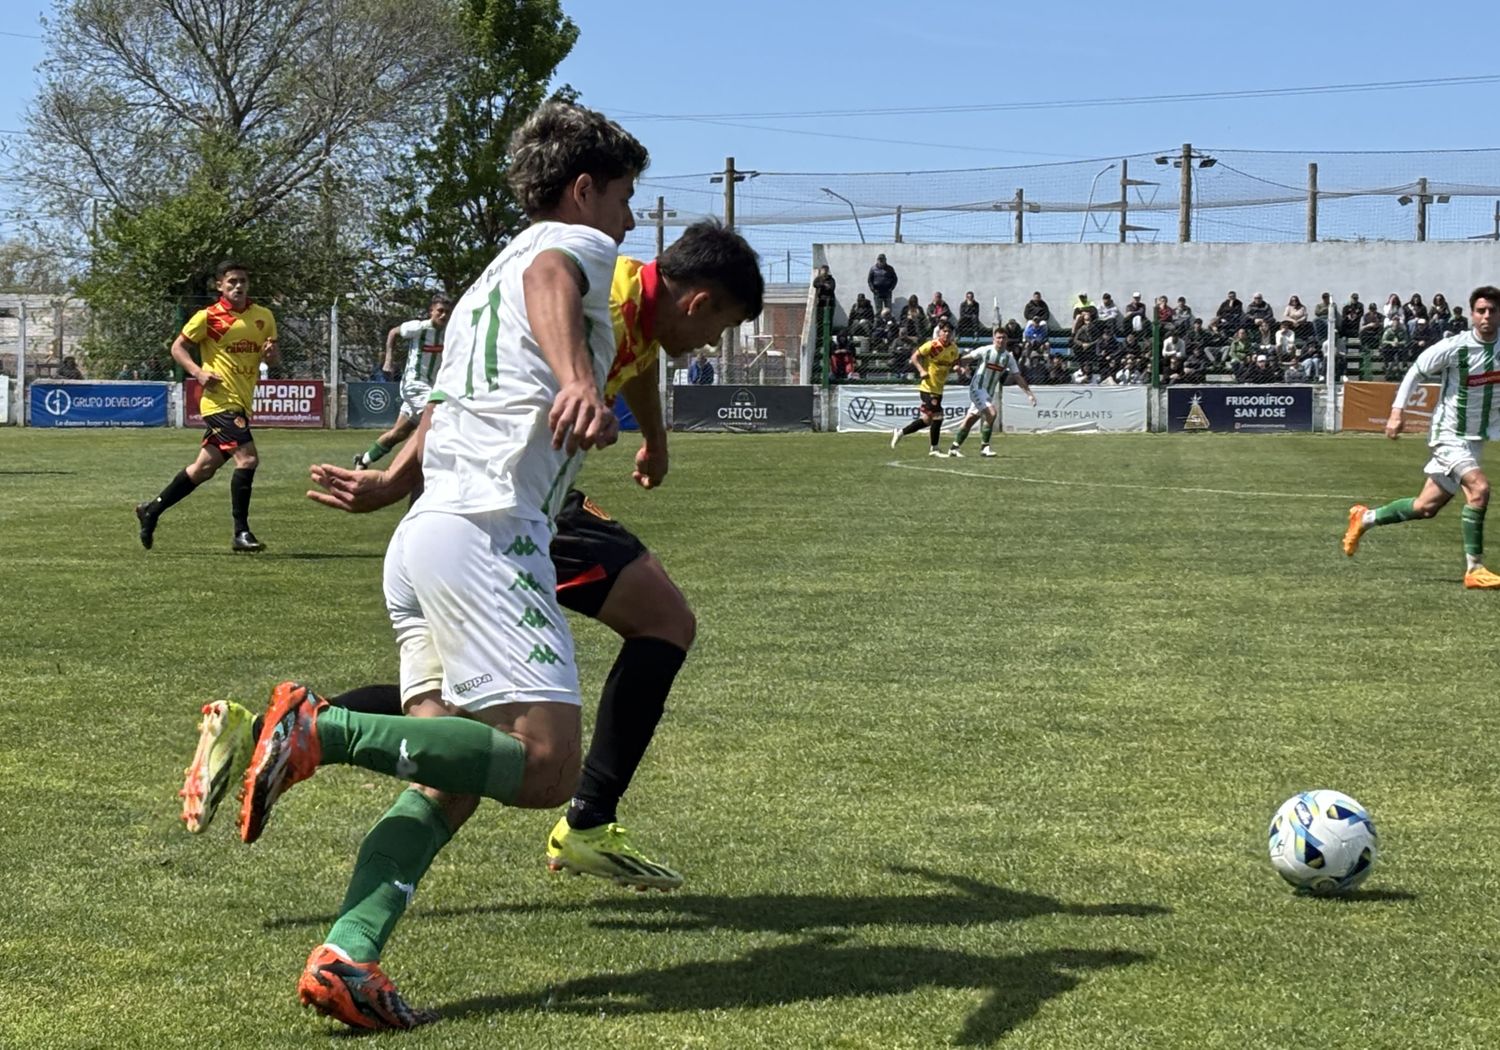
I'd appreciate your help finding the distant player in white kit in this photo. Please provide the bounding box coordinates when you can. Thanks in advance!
[949,327,1035,457]
[1342,284,1500,589]
[353,294,454,469]
[236,101,651,1029]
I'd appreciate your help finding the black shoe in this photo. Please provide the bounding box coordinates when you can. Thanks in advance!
[232,530,265,553]
[135,502,157,550]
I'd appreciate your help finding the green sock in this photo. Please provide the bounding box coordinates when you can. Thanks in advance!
[326,788,451,962]
[1372,497,1419,526]
[364,440,392,464]
[953,424,971,448]
[317,707,526,804]
[980,424,993,445]
[1462,504,1485,558]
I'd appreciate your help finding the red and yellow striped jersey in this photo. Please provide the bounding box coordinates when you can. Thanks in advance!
[182,298,277,416]
[605,256,661,399]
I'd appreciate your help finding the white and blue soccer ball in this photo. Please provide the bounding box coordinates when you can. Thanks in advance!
[1267,790,1377,895]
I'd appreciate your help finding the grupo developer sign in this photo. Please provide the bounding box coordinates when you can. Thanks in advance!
[29,381,170,428]
[185,378,325,428]
[671,385,812,432]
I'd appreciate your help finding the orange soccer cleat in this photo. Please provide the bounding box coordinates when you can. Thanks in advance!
[238,681,326,844]
[1342,504,1369,557]
[1464,566,1500,590]
[297,944,437,1030]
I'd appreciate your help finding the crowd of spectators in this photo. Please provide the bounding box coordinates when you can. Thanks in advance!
[817,254,1470,385]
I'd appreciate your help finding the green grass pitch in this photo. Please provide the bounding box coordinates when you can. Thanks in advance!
[3,427,1499,1048]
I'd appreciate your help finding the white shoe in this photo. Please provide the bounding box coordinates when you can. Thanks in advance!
[928,448,944,457]
[980,446,996,458]
[890,428,902,449]
[948,448,964,458]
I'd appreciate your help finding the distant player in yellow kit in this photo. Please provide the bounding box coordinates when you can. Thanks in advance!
[891,316,960,456]
[134,260,279,552]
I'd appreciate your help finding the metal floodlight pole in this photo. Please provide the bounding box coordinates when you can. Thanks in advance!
[1417,176,1428,242]
[724,156,736,230]
[821,187,865,244]
[1307,162,1318,243]
[1179,142,1192,243]
[1119,159,1129,243]
[1014,188,1024,244]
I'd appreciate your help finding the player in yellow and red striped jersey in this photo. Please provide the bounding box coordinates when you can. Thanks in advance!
[134,260,280,552]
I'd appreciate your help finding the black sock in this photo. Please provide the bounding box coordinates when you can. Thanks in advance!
[900,418,926,436]
[929,419,941,447]
[148,470,199,518]
[230,468,255,533]
[250,683,403,739]
[568,637,688,830]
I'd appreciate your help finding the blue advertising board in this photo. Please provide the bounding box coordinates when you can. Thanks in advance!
[29,381,170,428]
[1166,385,1314,433]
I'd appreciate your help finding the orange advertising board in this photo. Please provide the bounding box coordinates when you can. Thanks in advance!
[1341,381,1441,434]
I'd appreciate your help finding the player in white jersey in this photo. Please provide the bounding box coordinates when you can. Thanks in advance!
[235,101,650,1031]
[949,328,1036,458]
[353,294,453,469]
[1342,285,1500,589]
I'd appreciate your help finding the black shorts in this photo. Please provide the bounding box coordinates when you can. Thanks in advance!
[551,489,648,617]
[919,391,943,416]
[202,410,253,453]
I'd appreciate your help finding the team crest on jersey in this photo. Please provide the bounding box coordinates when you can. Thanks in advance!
[233,416,247,428]
[582,496,612,520]
[255,319,264,330]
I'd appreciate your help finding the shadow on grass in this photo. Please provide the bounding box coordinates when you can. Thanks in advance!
[1311,888,1418,904]
[265,866,1169,933]
[436,940,1152,1046]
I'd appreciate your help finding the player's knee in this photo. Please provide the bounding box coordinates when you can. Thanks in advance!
[517,740,580,809]
[186,457,220,482]
[1466,482,1490,508]
[236,451,260,471]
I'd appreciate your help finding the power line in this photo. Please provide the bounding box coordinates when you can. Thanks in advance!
[0,30,43,41]
[613,73,1500,123]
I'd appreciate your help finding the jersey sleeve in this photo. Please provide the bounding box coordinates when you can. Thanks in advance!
[397,319,431,339]
[1410,337,1460,380]
[540,224,618,301]
[181,308,209,345]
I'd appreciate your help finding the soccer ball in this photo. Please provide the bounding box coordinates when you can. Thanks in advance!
[1267,790,1377,895]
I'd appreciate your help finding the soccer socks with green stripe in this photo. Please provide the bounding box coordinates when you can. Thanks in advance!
[952,423,972,449]
[1463,504,1485,566]
[1369,497,1420,527]
[316,707,526,805]
[363,439,392,465]
[326,787,451,962]
[981,424,993,445]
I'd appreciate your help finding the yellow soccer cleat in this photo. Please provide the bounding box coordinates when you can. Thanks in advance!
[545,815,683,891]
[1464,566,1500,589]
[1342,504,1369,557]
[179,700,254,833]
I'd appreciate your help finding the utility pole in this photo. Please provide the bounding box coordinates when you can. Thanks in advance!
[894,205,903,243]
[1014,188,1025,244]
[724,156,736,231]
[1493,200,1499,242]
[1307,163,1318,243]
[1119,159,1129,243]
[654,196,666,256]
[1178,142,1192,243]
[1416,176,1429,242]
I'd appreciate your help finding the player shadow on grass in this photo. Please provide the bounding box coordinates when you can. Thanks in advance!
[435,940,1152,1046]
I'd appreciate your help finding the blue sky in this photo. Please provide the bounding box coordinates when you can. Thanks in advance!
[3,1,1497,263]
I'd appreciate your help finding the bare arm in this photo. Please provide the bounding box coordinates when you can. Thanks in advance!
[383,325,401,373]
[910,347,928,380]
[620,368,669,489]
[523,251,615,453]
[262,339,280,368]
[170,334,217,385]
[308,401,432,511]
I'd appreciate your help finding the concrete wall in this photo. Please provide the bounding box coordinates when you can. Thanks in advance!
[815,241,1500,324]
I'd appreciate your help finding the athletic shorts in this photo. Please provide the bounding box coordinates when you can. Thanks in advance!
[1424,439,1484,495]
[968,387,994,413]
[201,410,252,453]
[919,391,944,416]
[397,377,433,420]
[552,489,648,618]
[384,508,579,712]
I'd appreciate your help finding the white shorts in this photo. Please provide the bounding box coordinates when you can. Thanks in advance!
[397,377,433,420]
[968,387,994,413]
[383,508,579,712]
[1424,439,1484,495]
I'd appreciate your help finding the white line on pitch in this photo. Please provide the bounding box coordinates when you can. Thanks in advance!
[886,460,1363,501]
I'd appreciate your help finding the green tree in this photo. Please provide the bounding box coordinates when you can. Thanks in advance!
[377,0,578,295]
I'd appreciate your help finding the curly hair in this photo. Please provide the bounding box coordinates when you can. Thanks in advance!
[507,101,649,217]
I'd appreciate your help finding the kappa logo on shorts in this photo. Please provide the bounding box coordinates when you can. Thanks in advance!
[504,536,541,556]
[517,607,551,629]
[453,672,494,695]
[526,644,564,665]
[508,571,544,592]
